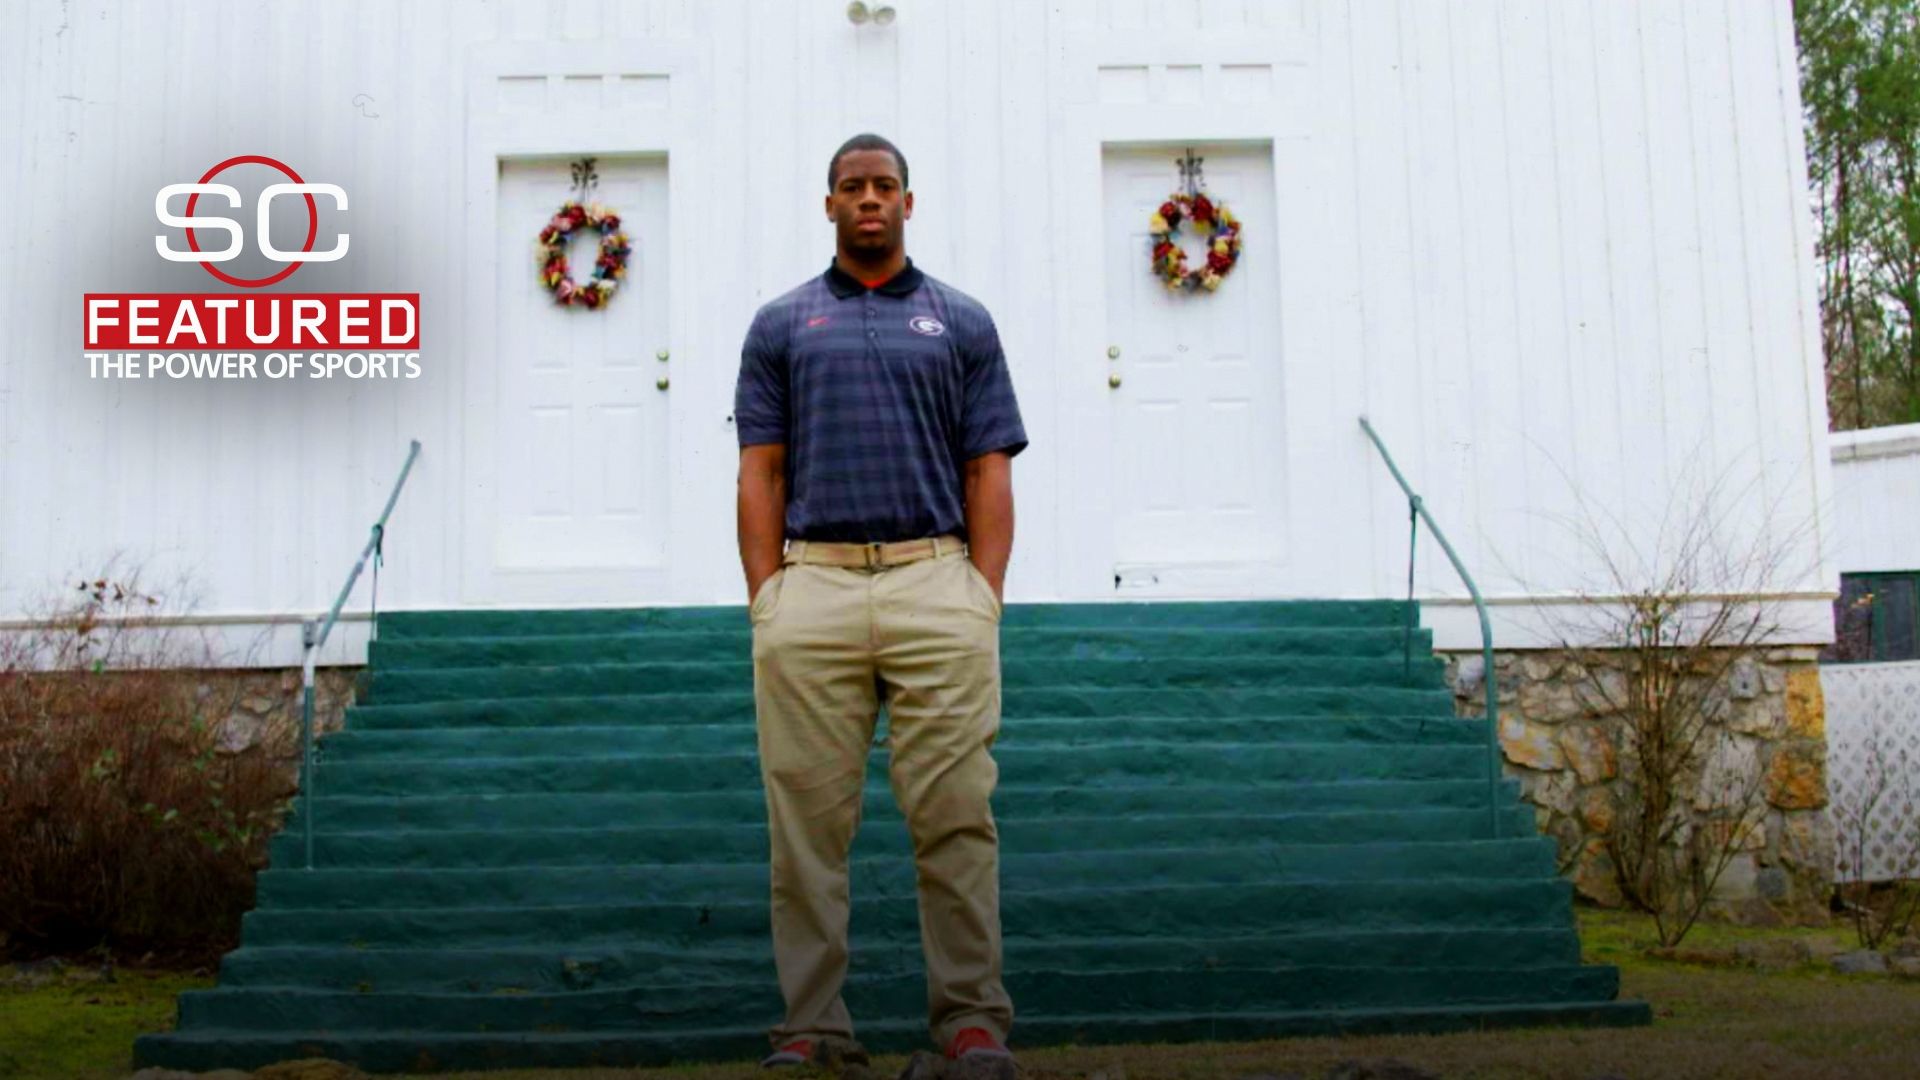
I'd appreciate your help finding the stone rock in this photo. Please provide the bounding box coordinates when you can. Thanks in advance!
[950,1056,1018,1080]
[130,1071,251,1080]
[1733,939,1801,969]
[1547,813,1584,862]
[1453,655,1486,699]
[1711,853,1759,902]
[241,693,280,714]
[1777,812,1834,871]
[1518,678,1577,722]
[1572,840,1622,906]
[1728,657,1762,700]
[1889,956,1920,979]
[897,1051,945,1080]
[1756,866,1790,902]
[217,712,267,754]
[1831,949,1889,975]
[1325,1060,1441,1080]
[1726,699,1785,738]
[1569,668,1627,717]
[1559,725,1618,784]
[1500,714,1565,771]
[1578,786,1616,834]
[1796,936,1846,964]
[1784,668,1825,738]
[1522,654,1559,683]
[1518,767,1578,816]
[1765,743,1827,811]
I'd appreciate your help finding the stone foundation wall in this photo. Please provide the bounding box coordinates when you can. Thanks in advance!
[198,666,361,767]
[1442,647,1834,925]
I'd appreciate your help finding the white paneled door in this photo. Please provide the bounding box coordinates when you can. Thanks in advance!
[482,155,671,591]
[1101,144,1287,592]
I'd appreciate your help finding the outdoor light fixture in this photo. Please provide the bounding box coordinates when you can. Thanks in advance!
[846,2,896,25]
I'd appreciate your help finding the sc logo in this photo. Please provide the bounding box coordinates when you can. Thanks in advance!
[155,154,348,287]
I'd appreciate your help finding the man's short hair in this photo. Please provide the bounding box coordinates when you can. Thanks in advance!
[828,133,909,192]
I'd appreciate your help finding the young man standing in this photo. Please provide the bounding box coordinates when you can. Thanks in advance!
[733,133,1027,1069]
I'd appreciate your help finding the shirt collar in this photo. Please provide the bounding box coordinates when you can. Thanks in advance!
[825,255,924,299]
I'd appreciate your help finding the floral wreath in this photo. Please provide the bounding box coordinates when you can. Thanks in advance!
[1148,192,1242,293]
[537,200,631,308]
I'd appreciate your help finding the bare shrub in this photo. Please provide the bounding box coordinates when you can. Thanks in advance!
[1528,461,1816,948]
[0,559,296,967]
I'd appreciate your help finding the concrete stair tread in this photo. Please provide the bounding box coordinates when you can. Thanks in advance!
[284,780,1530,830]
[269,807,1530,849]
[252,840,1559,906]
[342,685,1460,728]
[361,656,1447,703]
[369,625,1437,663]
[372,600,1422,640]
[239,880,1581,948]
[134,999,1654,1072]
[171,966,1626,1034]
[316,716,1489,759]
[317,740,1480,767]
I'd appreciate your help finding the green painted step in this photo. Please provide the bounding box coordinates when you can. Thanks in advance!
[218,928,1583,991]
[361,656,1446,705]
[311,744,1492,797]
[342,685,1460,730]
[135,999,1654,1074]
[372,600,1419,640]
[253,841,1559,910]
[315,715,1484,763]
[239,879,1582,948]
[174,966,1620,1033]
[267,808,1539,869]
[369,625,1437,668]
[285,780,1528,832]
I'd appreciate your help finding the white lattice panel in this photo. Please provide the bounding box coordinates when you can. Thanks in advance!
[1824,662,1920,882]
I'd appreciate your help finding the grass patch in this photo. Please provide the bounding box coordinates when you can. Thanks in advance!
[0,963,214,1080]
[9,909,1919,1079]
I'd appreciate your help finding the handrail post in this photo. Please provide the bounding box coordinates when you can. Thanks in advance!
[296,438,422,870]
[1358,417,1502,838]
[300,618,318,869]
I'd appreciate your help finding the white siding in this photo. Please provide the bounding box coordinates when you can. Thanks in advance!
[1830,426,1920,576]
[0,0,1836,660]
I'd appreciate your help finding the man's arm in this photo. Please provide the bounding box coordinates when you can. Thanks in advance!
[963,451,1015,599]
[738,443,787,602]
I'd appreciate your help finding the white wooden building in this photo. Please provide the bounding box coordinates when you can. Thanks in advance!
[0,0,1837,667]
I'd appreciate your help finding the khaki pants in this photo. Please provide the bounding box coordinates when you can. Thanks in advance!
[749,534,1014,1049]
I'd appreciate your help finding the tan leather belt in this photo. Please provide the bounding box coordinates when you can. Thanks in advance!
[781,534,966,569]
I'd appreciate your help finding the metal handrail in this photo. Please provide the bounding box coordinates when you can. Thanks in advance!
[1357,417,1501,837]
[297,438,422,869]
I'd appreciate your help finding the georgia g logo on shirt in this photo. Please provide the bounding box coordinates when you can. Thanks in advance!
[908,316,945,337]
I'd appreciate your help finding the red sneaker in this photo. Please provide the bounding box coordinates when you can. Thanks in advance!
[760,1038,812,1068]
[944,1026,1013,1061]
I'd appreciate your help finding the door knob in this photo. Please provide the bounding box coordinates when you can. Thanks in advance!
[1108,373,1122,389]
[656,376,670,391]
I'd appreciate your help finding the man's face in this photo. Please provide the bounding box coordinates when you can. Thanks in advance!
[826,149,912,258]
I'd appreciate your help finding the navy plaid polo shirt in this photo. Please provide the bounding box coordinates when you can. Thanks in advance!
[734,256,1029,543]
